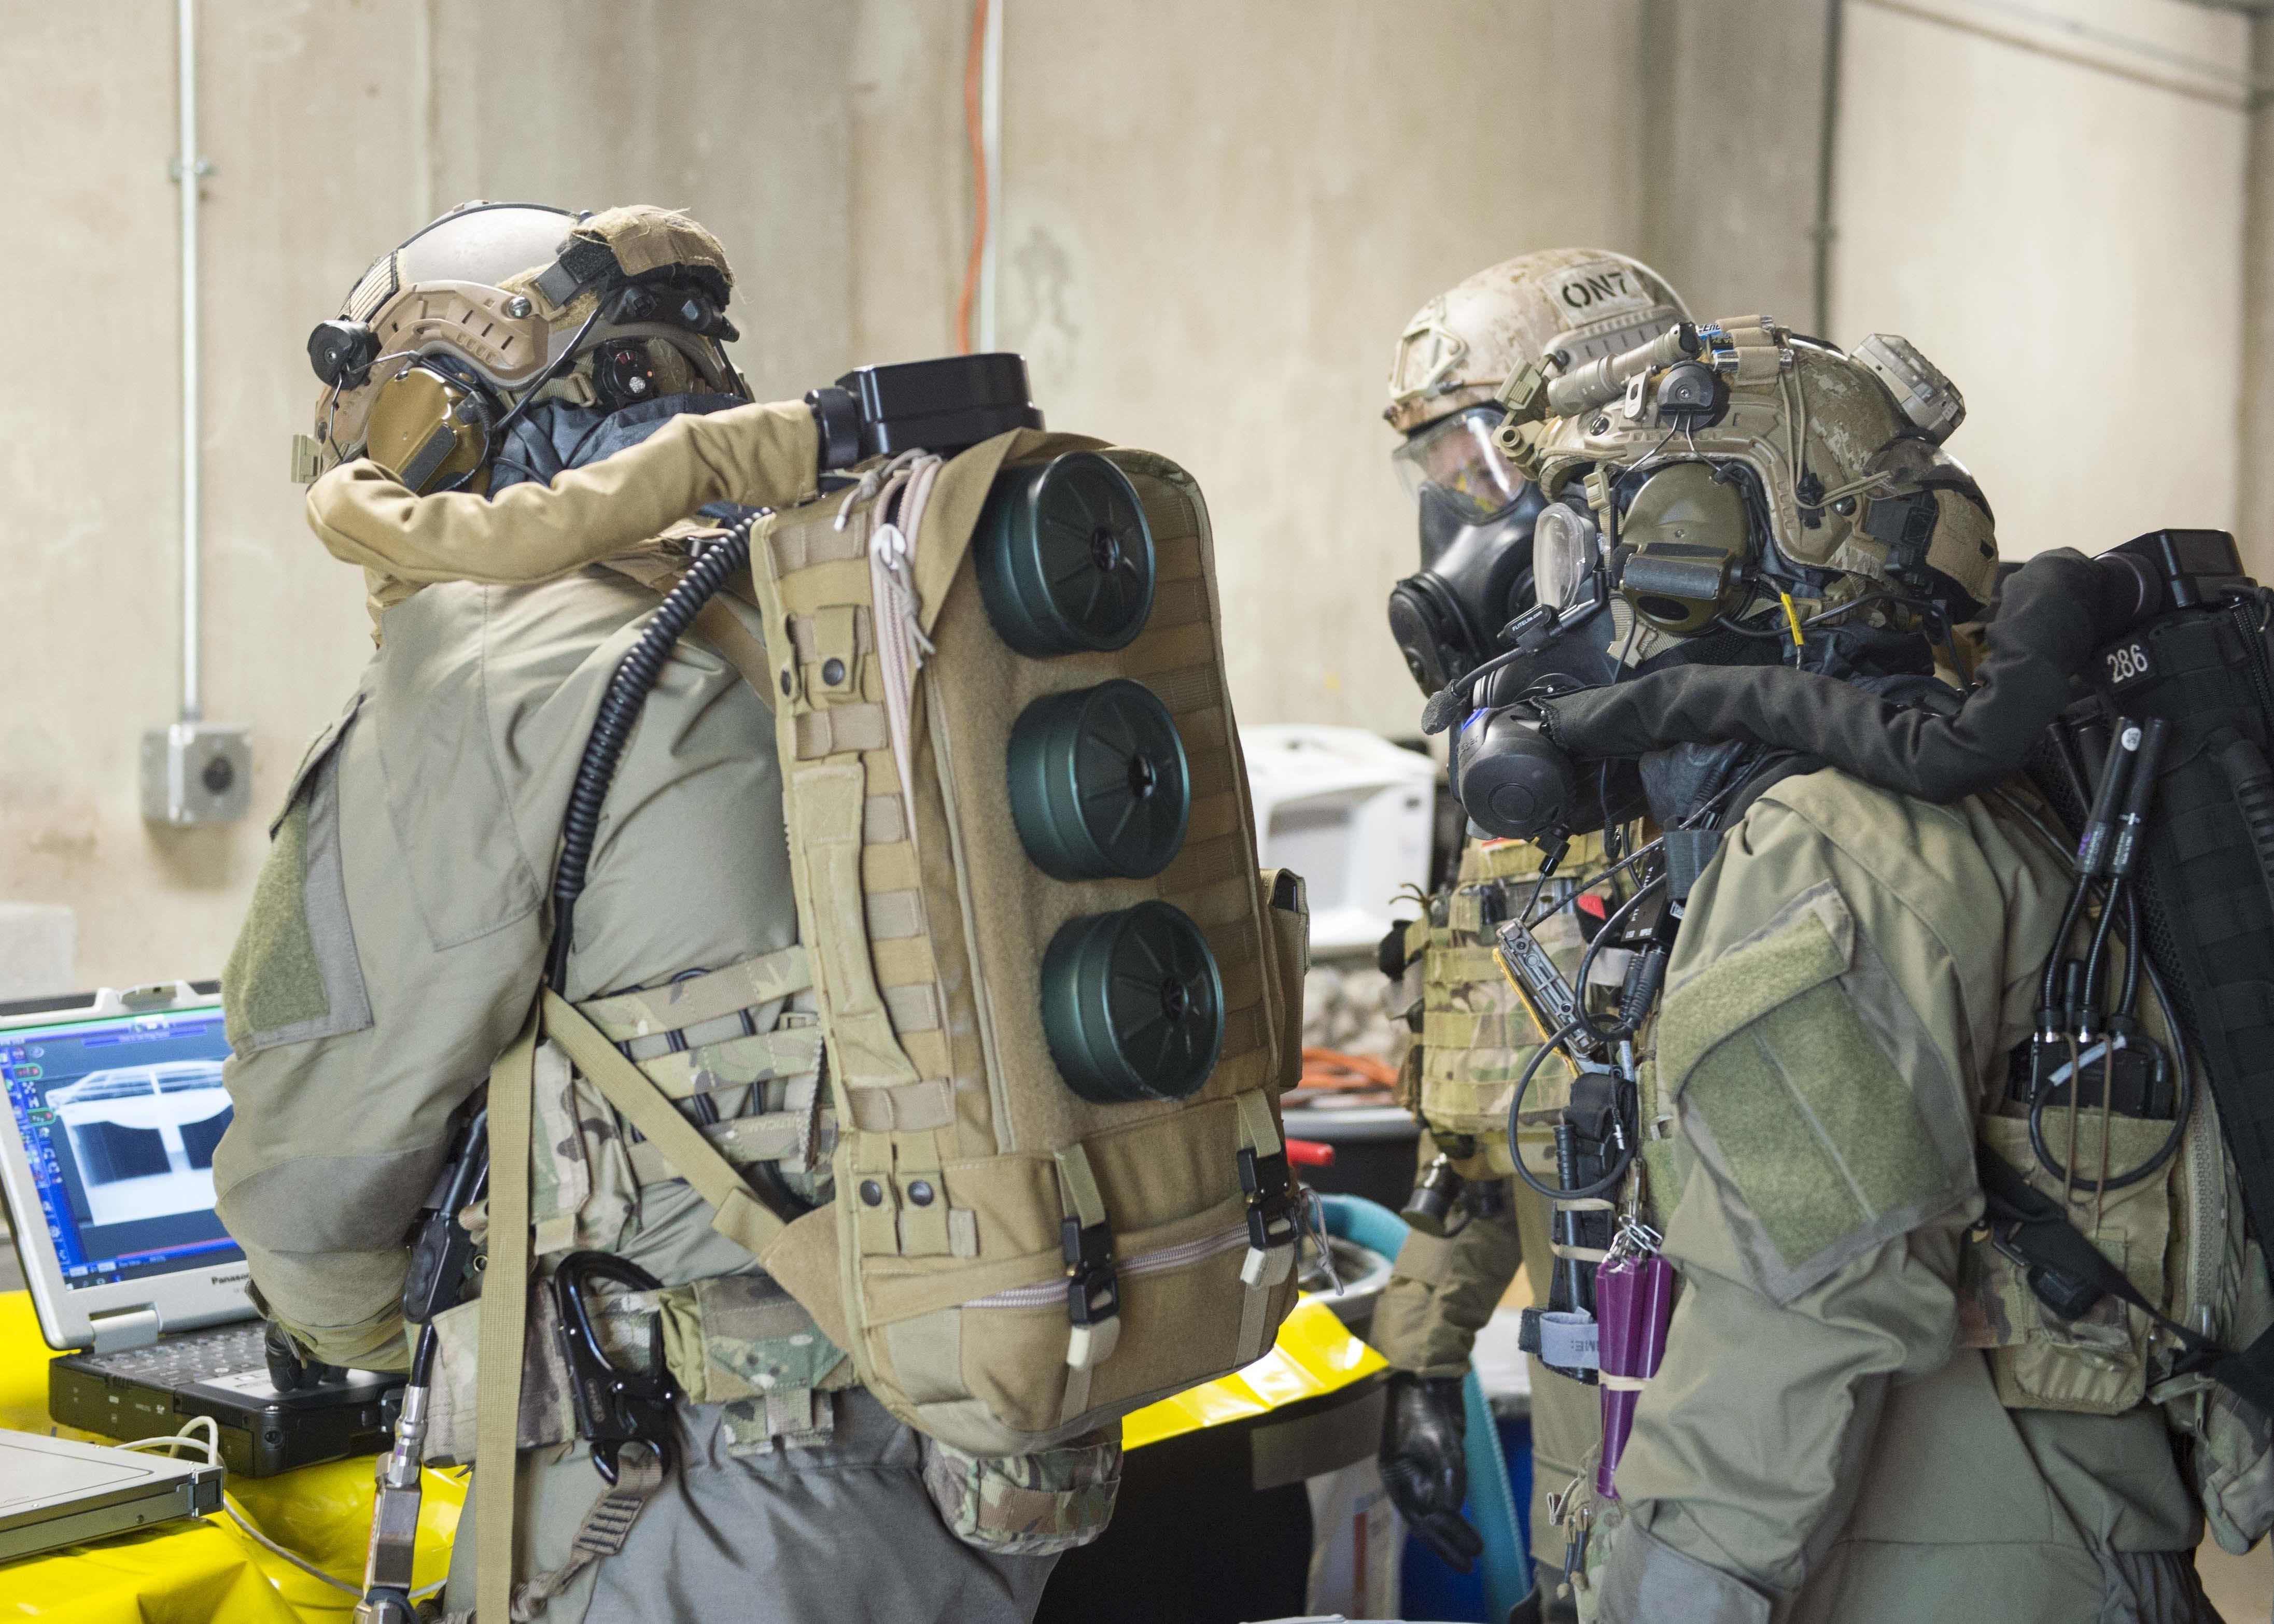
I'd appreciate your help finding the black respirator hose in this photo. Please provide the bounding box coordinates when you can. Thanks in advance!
[546,517,757,995]
[541,510,817,1228]
[1537,549,2151,807]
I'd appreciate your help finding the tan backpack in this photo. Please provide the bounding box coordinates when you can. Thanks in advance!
[726,429,1308,1456]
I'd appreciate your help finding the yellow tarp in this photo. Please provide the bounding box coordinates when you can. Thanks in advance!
[0,1292,461,1619]
[0,1288,1379,1617]
[1122,1296,1386,1450]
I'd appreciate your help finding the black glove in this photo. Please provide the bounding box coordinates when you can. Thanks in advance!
[262,1321,342,1392]
[1380,1371,1483,1572]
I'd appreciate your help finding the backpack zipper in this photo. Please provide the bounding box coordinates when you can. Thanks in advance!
[964,1222,1253,1310]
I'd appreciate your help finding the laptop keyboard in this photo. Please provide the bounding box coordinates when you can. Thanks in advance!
[79,1322,264,1382]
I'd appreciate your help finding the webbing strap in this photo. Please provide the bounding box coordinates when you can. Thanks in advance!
[788,606,876,662]
[793,704,889,759]
[1978,1146,2274,1417]
[1055,1144,1121,1422]
[1149,576,1209,628]
[623,1107,835,1187]
[1161,832,1247,894]
[1144,663,1218,716]
[507,1444,668,1622]
[474,1000,542,1624]
[574,944,811,1044]
[770,516,868,574]
[690,596,777,715]
[543,991,789,1259]
[1234,1090,1294,1365]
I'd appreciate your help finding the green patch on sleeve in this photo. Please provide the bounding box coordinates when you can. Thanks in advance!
[1664,891,1950,1277]
[223,798,330,1048]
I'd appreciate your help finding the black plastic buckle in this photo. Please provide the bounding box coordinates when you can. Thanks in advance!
[551,1251,682,1484]
[1987,1222,2105,1322]
[1239,1147,1298,1252]
[1061,1219,1120,1327]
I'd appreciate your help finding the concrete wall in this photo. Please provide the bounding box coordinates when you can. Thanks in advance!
[2,0,2268,990]
[0,1,859,991]
[984,1,1651,738]
[1829,0,2254,561]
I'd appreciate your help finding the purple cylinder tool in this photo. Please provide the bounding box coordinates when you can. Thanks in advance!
[1594,1249,1675,1500]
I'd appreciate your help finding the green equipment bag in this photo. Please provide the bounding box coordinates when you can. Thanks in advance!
[747,430,1309,1456]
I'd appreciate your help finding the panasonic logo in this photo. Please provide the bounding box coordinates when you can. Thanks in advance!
[209,1272,249,1286]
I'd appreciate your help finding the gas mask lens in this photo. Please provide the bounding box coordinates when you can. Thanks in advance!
[1392,405,1526,523]
[1530,503,1598,611]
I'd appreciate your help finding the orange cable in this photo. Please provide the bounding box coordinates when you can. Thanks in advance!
[954,0,990,355]
[1299,1047,1400,1089]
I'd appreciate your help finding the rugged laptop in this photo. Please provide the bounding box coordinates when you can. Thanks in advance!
[0,983,400,1476]
[0,1425,221,1562]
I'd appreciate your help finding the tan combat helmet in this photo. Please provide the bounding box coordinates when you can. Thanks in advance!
[297,201,750,492]
[1385,247,1690,436]
[1504,315,1997,655]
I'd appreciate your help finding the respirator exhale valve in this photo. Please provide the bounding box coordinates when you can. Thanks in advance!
[1457,707,1574,842]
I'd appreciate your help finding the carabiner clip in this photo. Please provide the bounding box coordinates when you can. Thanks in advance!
[551,1251,682,1484]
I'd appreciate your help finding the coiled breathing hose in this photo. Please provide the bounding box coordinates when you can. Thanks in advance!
[546,510,760,995]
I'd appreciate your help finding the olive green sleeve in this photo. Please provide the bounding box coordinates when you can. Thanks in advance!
[1371,1136,1525,1376]
[1598,780,2014,1616]
[305,398,820,586]
[1601,1164,1966,1616]
[1371,1203,1525,1378]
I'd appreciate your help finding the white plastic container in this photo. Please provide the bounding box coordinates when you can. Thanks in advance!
[1241,726,1438,954]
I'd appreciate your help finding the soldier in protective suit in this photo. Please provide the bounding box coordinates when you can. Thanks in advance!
[1439,315,2259,1621]
[216,202,1061,1622]
[1372,247,1689,1621]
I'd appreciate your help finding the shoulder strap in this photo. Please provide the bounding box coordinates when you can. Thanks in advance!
[597,553,777,713]
[475,993,798,1622]
[475,1000,542,1624]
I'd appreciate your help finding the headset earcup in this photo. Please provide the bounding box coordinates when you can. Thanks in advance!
[364,363,493,493]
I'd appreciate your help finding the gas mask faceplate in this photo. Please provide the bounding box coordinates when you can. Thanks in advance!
[1386,405,1548,694]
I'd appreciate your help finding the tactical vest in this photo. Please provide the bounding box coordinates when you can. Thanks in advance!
[740,431,1307,1457]
[1403,832,1609,1178]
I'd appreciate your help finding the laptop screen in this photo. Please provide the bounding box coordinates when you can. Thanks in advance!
[0,1007,243,1289]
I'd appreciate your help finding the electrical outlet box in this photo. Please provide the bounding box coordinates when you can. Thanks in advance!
[141,722,251,825]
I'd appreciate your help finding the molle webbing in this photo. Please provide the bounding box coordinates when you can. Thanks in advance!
[748,435,1304,1456]
[1414,833,1606,1149]
[573,947,833,1189]
[577,945,812,1058]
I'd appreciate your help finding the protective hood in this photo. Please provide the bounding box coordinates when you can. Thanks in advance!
[488,391,745,493]
[1537,548,2134,803]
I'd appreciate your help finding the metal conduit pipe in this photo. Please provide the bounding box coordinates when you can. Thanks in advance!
[175,0,202,725]
[977,0,1004,350]
[142,0,249,826]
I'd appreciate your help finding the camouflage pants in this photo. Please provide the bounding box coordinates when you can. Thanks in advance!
[446,1389,1060,1622]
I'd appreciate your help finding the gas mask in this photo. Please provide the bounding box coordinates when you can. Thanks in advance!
[1385,406,1547,694]
[1442,461,1789,843]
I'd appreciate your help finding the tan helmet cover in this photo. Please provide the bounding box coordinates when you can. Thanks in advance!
[1386,248,1689,434]
[1523,317,1999,618]
[312,201,740,468]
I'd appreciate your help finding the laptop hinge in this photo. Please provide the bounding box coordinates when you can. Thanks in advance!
[87,1306,161,1354]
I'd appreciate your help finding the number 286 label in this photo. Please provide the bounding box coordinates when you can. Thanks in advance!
[2105,640,2152,690]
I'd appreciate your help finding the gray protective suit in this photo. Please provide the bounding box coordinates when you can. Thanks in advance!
[216,404,1057,1620]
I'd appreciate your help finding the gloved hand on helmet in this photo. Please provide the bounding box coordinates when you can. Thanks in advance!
[1380,1371,1484,1572]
